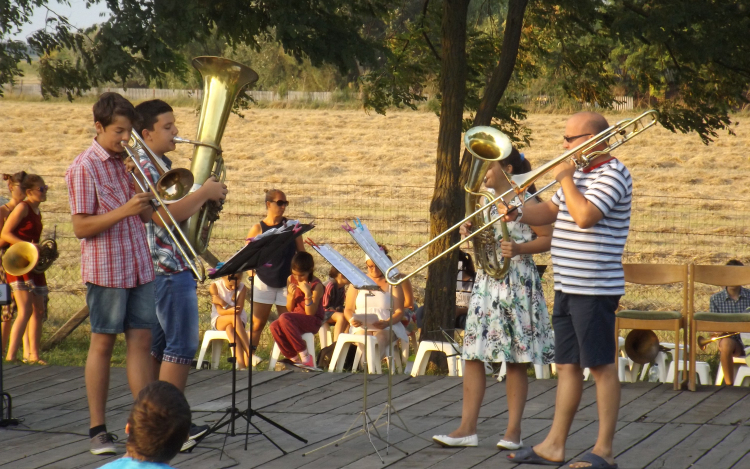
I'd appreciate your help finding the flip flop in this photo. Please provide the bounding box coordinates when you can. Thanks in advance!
[507,446,563,466]
[563,452,618,469]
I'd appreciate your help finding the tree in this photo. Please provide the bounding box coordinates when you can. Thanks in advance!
[362,0,750,345]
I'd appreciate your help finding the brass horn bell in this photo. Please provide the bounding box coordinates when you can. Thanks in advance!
[2,241,39,276]
[624,329,661,365]
[156,168,194,203]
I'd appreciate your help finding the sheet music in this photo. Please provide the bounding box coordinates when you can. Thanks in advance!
[309,243,378,289]
[343,218,400,281]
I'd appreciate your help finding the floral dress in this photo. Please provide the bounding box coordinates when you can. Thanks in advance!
[462,203,555,365]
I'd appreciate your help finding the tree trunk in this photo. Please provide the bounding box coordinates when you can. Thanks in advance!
[460,0,529,175]
[422,0,471,345]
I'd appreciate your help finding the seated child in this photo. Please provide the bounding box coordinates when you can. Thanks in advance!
[98,381,191,468]
[209,274,250,370]
[269,252,325,368]
[322,266,350,342]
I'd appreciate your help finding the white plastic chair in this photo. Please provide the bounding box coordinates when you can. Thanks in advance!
[714,347,750,386]
[319,322,333,349]
[667,359,710,385]
[268,332,316,371]
[196,330,230,370]
[381,337,410,374]
[410,340,461,377]
[328,333,381,373]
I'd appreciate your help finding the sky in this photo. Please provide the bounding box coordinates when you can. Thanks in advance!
[10,0,111,40]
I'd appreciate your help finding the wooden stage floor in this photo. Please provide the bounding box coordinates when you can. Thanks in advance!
[2,364,750,469]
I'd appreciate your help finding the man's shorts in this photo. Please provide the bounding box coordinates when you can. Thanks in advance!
[151,271,200,365]
[252,276,287,306]
[552,291,621,368]
[87,281,157,334]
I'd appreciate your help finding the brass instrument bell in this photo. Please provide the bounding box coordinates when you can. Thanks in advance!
[624,329,662,365]
[2,242,40,277]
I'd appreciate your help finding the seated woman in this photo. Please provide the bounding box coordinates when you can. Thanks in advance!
[322,266,351,343]
[269,252,325,369]
[209,273,250,369]
[344,247,407,360]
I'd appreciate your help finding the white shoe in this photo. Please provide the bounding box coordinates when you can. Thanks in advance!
[432,434,478,447]
[496,438,523,450]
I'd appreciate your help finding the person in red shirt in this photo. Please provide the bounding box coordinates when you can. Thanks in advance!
[66,92,156,456]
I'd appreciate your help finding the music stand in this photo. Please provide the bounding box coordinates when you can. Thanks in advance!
[203,222,313,455]
[0,284,18,427]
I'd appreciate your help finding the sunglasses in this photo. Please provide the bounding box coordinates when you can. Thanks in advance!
[36,185,49,194]
[270,200,289,207]
[563,133,591,143]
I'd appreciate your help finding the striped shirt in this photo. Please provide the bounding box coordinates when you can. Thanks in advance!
[66,139,155,288]
[138,151,191,275]
[550,158,632,296]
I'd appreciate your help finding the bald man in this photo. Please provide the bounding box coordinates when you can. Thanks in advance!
[503,112,630,469]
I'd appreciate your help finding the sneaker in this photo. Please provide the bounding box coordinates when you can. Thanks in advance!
[180,438,197,453]
[294,354,318,371]
[90,431,118,455]
[189,423,210,441]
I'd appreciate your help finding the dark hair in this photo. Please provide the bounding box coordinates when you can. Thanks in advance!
[458,251,476,279]
[20,174,44,193]
[264,188,285,203]
[3,171,27,186]
[727,259,744,266]
[93,92,136,128]
[125,381,191,463]
[291,251,315,281]
[329,265,341,279]
[500,147,538,197]
[134,99,174,135]
[377,244,393,262]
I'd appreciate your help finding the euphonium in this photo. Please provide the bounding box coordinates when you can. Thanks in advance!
[183,57,259,254]
[33,226,59,273]
[1,226,59,276]
[463,126,514,279]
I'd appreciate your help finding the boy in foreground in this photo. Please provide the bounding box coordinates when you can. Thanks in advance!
[66,92,156,455]
[505,112,631,469]
[134,99,227,448]
[98,381,191,469]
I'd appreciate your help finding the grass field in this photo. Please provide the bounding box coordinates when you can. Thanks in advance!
[1,100,748,373]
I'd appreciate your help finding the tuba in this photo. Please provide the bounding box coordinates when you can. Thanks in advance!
[2,227,59,277]
[182,57,259,254]
[463,126,514,279]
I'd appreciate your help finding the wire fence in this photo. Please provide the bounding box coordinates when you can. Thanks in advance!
[33,175,750,364]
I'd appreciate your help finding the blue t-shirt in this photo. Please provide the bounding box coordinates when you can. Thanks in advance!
[99,457,174,469]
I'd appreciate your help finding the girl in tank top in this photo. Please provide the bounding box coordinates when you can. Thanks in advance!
[209,274,251,369]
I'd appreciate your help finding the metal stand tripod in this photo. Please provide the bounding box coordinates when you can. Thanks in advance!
[206,273,307,457]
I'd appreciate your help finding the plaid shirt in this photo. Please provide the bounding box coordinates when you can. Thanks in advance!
[66,139,155,288]
[138,150,191,275]
[709,287,750,314]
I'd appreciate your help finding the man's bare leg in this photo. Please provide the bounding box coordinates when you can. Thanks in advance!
[124,328,154,398]
[159,362,191,392]
[511,363,584,463]
[86,333,117,428]
[719,337,741,385]
[579,362,620,467]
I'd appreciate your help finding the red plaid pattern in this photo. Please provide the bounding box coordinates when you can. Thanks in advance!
[66,139,155,288]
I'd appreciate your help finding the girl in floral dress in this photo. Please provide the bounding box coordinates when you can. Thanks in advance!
[433,148,555,450]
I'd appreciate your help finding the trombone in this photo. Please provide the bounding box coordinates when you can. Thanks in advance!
[386,109,659,285]
[122,132,206,282]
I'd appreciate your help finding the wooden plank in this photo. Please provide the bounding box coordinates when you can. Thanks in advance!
[0,431,86,465]
[615,423,700,468]
[690,425,750,469]
[331,375,436,415]
[642,386,720,423]
[672,386,748,424]
[482,378,559,420]
[611,421,663,457]
[0,434,91,468]
[391,377,462,411]
[576,382,658,422]
[529,380,598,420]
[645,424,735,468]
[4,366,78,391]
[617,383,682,422]
[709,393,750,426]
[429,377,501,418]
[41,305,89,351]
[261,373,365,413]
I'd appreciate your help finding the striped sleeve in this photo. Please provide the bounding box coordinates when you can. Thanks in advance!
[583,167,630,217]
[551,187,563,206]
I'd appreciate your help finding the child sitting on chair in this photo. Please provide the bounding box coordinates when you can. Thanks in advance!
[323,266,351,343]
[209,273,250,370]
[99,381,191,468]
[270,252,325,369]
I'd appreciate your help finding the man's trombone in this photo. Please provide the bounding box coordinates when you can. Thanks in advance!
[121,132,206,282]
[385,110,660,285]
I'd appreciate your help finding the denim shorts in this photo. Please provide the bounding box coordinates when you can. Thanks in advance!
[151,270,199,365]
[87,281,157,334]
[552,291,621,368]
